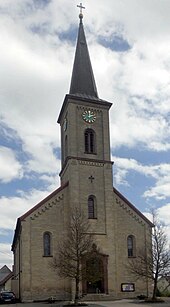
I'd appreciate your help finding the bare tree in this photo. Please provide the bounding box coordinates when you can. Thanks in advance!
[127,210,170,300]
[51,207,96,304]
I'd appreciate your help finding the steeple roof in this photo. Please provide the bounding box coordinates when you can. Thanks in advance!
[69,14,98,98]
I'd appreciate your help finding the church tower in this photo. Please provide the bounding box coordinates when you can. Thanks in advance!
[12,5,153,301]
[57,8,114,237]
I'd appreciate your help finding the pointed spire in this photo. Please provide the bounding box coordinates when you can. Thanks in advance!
[69,7,98,98]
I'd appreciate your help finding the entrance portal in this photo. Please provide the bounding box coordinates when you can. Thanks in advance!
[87,279,104,294]
[83,253,108,294]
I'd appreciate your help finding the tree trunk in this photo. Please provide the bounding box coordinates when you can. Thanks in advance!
[152,277,157,300]
[75,277,79,305]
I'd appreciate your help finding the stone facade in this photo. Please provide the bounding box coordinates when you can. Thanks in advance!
[11,179,153,301]
[11,15,153,302]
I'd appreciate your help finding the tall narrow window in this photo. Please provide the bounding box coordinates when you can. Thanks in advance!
[88,195,97,219]
[127,235,135,257]
[65,135,68,159]
[43,232,52,256]
[85,129,96,154]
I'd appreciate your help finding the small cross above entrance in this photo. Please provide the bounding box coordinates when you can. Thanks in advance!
[77,3,85,15]
[89,175,95,183]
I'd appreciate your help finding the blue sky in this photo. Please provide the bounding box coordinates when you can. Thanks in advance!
[0,0,170,268]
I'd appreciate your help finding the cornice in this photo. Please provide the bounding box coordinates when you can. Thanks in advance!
[59,156,114,177]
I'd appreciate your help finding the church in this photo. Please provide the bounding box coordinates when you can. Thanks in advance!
[11,8,153,302]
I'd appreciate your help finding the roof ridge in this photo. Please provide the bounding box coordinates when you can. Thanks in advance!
[20,181,69,221]
[113,187,154,227]
[12,182,69,251]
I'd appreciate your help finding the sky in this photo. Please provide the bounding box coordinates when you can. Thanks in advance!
[0,0,170,269]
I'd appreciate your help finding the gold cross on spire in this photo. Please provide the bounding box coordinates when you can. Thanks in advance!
[77,3,85,15]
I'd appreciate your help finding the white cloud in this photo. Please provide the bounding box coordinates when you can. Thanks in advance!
[0,0,170,267]
[0,243,13,269]
[0,179,59,231]
[113,156,170,201]
[88,0,170,40]
[93,41,170,151]
[86,1,170,152]
[144,183,170,201]
[0,0,169,171]
[0,147,23,183]
[143,208,170,246]
[158,204,170,227]
[143,165,170,200]
[0,16,67,176]
[0,178,61,268]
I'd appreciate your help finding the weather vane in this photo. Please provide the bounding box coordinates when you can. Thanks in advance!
[77,2,85,19]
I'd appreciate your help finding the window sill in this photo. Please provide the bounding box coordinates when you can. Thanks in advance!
[84,152,97,155]
[43,255,53,257]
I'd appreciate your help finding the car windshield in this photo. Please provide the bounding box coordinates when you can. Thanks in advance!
[2,292,14,298]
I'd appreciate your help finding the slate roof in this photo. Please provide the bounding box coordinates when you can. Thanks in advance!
[69,15,98,98]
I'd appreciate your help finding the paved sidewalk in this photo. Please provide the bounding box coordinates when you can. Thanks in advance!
[84,298,170,307]
[12,297,170,307]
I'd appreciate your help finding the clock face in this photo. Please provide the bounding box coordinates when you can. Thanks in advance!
[82,110,96,123]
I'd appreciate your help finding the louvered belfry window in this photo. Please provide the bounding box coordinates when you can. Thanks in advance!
[85,129,95,153]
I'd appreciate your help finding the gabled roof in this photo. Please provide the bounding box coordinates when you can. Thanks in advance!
[69,14,98,98]
[114,187,154,227]
[0,272,13,286]
[12,182,69,251]
[0,266,12,285]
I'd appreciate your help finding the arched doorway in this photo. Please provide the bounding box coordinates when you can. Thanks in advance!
[86,257,104,293]
[82,251,108,294]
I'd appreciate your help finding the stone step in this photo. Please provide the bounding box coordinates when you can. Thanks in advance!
[81,294,116,301]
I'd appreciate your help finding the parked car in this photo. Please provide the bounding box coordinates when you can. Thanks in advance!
[0,291,16,304]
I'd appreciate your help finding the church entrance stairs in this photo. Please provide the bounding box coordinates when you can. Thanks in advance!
[80,293,117,301]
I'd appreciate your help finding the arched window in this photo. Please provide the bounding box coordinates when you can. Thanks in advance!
[88,195,97,219]
[85,129,96,154]
[43,232,52,256]
[127,235,136,257]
